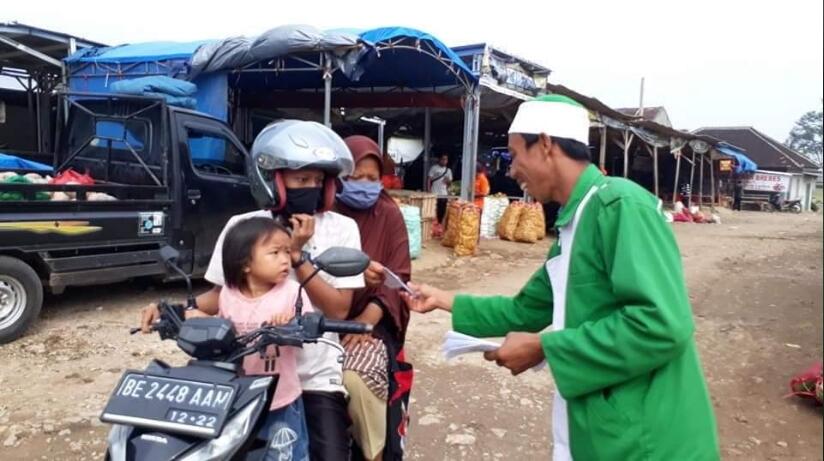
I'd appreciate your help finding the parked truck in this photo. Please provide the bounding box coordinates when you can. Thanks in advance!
[0,92,258,343]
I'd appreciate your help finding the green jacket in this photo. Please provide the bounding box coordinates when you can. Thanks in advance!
[453,165,719,460]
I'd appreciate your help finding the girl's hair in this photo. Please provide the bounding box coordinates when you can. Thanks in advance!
[222,217,291,289]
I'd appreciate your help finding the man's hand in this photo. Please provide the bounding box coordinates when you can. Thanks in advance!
[341,333,375,351]
[289,214,315,260]
[483,332,544,375]
[364,261,385,288]
[140,303,160,334]
[401,282,454,313]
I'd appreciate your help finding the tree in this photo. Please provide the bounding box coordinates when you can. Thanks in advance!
[786,104,823,166]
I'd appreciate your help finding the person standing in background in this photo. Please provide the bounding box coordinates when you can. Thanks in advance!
[733,180,743,211]
[474,163,490,209]
[428,154,453,223]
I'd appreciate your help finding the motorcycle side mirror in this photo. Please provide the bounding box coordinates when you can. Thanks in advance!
[157,245,196,309]
[313,247,370,277]
[159,245,180,265]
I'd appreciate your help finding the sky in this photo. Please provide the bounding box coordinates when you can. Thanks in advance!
[3,0,823,141]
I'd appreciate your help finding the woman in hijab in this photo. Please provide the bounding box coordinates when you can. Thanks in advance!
[337,135,412,461]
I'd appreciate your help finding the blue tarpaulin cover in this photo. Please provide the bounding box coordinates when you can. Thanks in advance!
[357,27,476,88]
[718,144,758,173]
[65,41,210,64]
[109,76,198,108]
[65,26,478,120]
[0,153,52,171]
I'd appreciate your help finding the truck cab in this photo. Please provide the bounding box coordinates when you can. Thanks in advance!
[0,93,258,343]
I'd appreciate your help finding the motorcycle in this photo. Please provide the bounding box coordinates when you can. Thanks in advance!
[769,195,803,213]
[101,245,372,460]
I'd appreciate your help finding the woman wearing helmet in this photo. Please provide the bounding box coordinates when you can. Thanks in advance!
[140,120,363,460]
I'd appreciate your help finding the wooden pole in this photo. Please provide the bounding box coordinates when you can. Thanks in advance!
[653,146,659,198]
[699,153,705,208]
[623,131,634,178]
[709,156,716,207]
[599,126,607,171]
[672,152,682,205]
[688,150,696,207]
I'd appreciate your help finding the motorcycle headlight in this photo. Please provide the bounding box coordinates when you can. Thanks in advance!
[106,424,131,461]
[179,395,266,461]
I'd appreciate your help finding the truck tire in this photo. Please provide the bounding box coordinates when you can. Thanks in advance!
[0,256,43,344]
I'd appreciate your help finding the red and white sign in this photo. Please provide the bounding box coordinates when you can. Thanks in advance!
[742,171,791,193]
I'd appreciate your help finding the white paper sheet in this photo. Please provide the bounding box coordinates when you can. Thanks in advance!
[441,331,547,371]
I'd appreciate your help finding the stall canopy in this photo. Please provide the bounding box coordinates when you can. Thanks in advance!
[716,144,758,173]
[357,27,475,89]
[65,40,208,64]
[65,26,476,91]
[1,22,105,153]
[65,25,478,119]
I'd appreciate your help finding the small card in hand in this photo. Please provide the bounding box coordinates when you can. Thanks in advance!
[383,267,415,295]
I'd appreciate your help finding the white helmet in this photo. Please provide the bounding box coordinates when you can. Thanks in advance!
[249,120,354,211]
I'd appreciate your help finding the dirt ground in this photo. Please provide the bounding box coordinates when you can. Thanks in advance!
[0,209,821,460]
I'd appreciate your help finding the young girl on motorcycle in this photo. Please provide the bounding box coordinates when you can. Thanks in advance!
[195,216,311,461]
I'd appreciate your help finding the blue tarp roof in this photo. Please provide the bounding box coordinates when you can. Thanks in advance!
[0,153,52,171]
[359,27,475,86]
[65,27,476,89]
[718,144,758,174]
[65,40,212,64]
[228,26,476,91]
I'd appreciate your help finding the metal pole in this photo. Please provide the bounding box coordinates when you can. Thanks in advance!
[699,152,705,207]
[672,152,682,205]
[653,146,659,198]
[469,87,481,202]
[377,123,385,155]
[62,38,77,119]
[599,126,607,171]
[460,90,476,202]
[26,77,35,151]
[638,77,645,117]
[423,108,431,192]
[323,58,332,128]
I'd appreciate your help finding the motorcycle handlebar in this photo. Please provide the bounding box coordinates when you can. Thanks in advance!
[321,318,373,335]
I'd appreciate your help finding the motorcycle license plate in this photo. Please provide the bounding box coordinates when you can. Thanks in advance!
[101,372,236,438]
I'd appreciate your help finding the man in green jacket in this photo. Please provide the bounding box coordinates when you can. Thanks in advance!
[405,95,719,460]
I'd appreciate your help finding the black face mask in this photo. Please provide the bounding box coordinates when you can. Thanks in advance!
[284,187,323,217]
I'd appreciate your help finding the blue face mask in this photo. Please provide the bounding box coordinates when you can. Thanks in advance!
[337,179,383,209]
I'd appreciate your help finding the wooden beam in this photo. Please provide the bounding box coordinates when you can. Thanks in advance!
[623,130,634,178]
[709,155,716,206]
[599,126,607,170]
[688,150,697,207]
[672,152,682,205]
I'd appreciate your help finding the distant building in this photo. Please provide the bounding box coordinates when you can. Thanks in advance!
[695,126,821,210]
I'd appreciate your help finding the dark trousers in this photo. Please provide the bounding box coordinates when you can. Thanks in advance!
[436,198,448,223]
[733,197,742,211]
[302,391,350,461]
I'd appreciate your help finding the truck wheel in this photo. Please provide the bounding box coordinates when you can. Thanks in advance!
[0,256,43,344]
